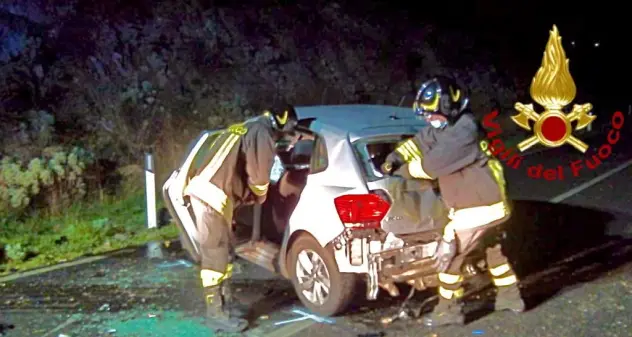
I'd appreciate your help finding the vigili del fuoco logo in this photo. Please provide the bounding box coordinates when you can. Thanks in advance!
[482,25,625,180]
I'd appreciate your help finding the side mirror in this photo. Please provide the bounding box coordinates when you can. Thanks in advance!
[276,142,294,152]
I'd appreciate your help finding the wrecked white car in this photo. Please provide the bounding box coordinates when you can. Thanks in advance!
[163,104,487,316]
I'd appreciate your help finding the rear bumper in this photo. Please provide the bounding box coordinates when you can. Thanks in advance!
[367,240,440,300]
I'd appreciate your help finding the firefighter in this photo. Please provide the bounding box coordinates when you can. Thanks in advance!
[183,104,298,332]
[381,76,525,327]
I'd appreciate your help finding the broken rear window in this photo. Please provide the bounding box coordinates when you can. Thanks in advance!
[353,134,413,182]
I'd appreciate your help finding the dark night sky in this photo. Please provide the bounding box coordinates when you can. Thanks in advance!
[357,0,632,108]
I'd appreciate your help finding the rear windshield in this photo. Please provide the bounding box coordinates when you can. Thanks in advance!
[353,134,413,182]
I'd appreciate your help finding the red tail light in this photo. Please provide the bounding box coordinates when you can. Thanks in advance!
[333,192,391,229]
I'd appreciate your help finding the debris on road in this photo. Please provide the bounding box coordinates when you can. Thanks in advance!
[380,310,409,325]
[357,332,386,337]
[146,241,165,259]
[101,310,213,336]
[156,260,193,269]
[0,322,15,336]
[274,308,335,326]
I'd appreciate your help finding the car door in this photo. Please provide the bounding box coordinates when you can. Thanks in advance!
[162,130,222,260]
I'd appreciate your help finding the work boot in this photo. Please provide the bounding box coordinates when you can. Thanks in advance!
[494,284,525,313]
[221,280,249,319]
[422,297,465,327]
[204,285,249,333]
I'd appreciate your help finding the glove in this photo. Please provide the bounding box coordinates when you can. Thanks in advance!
[381,151,405,175]
[381,161,394,175]
[432,237,458,273]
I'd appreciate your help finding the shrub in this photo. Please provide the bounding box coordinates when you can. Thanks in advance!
[0,146,95,216]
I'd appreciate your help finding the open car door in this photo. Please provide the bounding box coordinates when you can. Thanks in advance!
[162,130,223,263]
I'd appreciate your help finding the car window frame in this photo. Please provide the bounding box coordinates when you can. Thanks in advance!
[352,134,413,182]
[309,134,328,174]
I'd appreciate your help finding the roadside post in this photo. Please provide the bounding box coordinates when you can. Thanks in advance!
[145,152,164,259]
[145,152,158,229]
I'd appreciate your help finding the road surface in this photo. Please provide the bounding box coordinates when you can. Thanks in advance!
[1,132,631,337]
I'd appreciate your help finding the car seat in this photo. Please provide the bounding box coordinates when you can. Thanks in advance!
[261,139,313,242]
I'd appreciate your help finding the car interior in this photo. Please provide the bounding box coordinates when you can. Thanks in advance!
[260,133,315,243]
[354,135,412,180]
[233,125,319,244]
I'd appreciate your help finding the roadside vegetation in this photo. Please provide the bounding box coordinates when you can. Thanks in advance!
[0,146,178,274]
[0,193,178,275]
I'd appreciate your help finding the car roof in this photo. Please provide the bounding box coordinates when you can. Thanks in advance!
[295,104,427,138]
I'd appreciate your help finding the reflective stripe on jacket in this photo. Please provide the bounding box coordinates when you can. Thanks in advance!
[392,113,507,210]
[184,116,276,222]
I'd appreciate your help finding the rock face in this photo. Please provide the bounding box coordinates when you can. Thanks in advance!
[0,0,518,170]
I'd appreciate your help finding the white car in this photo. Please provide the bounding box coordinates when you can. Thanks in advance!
[163,104,488,316]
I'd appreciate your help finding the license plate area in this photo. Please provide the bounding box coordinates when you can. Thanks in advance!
[376,241,438,266]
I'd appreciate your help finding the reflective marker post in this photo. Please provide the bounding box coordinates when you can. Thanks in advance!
[145,152,157,229]
[145,152,163,259]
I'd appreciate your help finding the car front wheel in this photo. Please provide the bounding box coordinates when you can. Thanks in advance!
[288,233,356,317]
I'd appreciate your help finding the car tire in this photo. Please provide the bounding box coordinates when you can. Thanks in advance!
[288,233,356,317]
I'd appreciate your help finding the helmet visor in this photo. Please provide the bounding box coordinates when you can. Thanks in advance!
[413,80,441,116]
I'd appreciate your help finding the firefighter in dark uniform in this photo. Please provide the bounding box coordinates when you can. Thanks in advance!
[382,76,525,327]
[184,104,298,332]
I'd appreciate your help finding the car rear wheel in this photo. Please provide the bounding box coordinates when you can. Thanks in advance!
[288,233,356,317]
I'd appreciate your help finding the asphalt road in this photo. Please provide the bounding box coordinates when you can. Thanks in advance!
[2,132,632,337]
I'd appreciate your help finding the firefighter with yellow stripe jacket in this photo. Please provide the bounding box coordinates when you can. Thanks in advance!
[382,76,525,327]
[184,104,298,332]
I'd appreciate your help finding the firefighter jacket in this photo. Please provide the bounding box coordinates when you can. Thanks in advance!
[184,115,277,223]
[388,113,507,211]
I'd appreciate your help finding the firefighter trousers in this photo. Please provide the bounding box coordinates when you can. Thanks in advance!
[190,196,235,287]
[437,223,518,300]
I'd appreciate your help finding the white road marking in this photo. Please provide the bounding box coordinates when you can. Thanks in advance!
[0,249,134,283]
[255,308,336,337]
[549,157,632,203]
[40,314,81,337]
[257,319,315,337]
